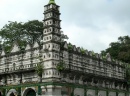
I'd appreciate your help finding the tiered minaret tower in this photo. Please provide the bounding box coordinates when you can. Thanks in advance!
[42,0,61,82]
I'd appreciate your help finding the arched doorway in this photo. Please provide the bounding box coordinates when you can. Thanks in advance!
[10,92,15,96]
[26,89,36,96]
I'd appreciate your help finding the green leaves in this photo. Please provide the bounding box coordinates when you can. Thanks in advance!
[126,67,130,84]
[49,0,56,4]
[56,61,65,72]
[0,20,43,53]
[61,33,69,42]
[0,21,23,42]
[23,20,43,43]
[68,43,73,51]
[3,41,13,53]
[35,55,44,77]
[35,63,44,77]
[80,47,85,54]
[101,35,130,63]
[91,51,96,57]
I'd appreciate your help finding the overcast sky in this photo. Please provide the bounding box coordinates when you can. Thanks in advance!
[0,0,130,53]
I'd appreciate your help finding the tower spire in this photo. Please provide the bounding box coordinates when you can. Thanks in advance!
[49,0,56,4]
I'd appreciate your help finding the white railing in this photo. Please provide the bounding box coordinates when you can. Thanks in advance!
[64,64,125,80]
[0,63,38,74]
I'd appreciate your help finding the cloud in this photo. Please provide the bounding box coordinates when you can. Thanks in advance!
[59,0,130,52]
[62,20,128,53]
[0,0,45,27]
[0,0,130,53]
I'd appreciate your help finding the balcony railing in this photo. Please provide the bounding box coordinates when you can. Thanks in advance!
[0,63,38,74]
[64,64,125,80]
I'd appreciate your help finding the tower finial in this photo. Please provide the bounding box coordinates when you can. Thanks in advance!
[49,0,56,4]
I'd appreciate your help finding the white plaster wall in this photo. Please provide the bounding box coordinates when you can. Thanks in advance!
[118,93,125,96]
[42,52,59,61]
[43,69,60,79]
[1,50,5,56]
[98,91,106,96]
[43,27,53,35]
[11,44,19,52]
[43,34,53,42]
[74,88,84,96]
[109,92,116,96]
[42,85,62,96]
[25,44,31,50]
[44,61,52,69]
[61,86,68,96]
[87,89,95,96]
[43,43,60,51]
[33,42,39,48]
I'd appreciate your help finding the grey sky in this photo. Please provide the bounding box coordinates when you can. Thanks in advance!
[0,0,130,53]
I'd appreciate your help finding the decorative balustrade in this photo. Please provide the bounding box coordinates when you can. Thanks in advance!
[64,63,125,80]
[0,63,38,74]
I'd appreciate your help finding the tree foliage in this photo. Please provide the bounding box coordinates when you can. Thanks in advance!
[0,20,43,51]
[126,67,130,84]
[56,61,65,72]
[101,35,130,63]
[35,55,44,78]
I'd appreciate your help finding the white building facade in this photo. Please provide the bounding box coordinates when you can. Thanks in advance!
[0,0,129,96]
